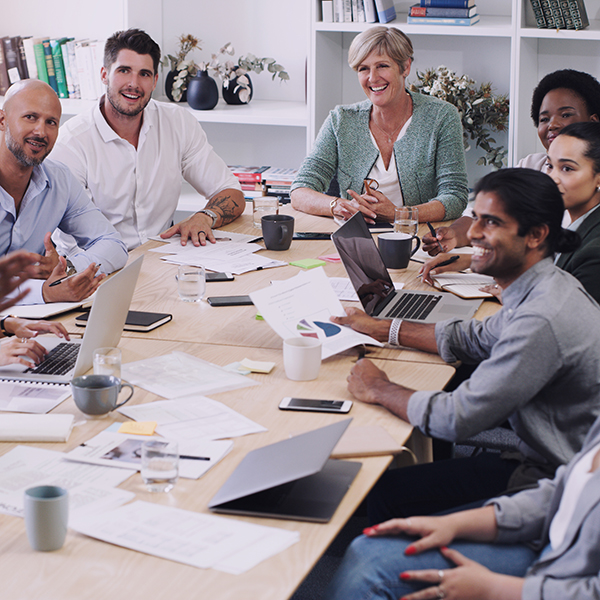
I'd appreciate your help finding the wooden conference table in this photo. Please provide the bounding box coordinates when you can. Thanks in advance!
[0,206,487,600]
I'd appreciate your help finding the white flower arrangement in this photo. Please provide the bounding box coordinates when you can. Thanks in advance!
[410,66,509,169]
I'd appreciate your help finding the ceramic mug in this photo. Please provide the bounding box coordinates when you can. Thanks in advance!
[283,337,322,381]
[262,214,295,251]
[70,374,134,417]
[24,485,68,552]
[378,232,421,269]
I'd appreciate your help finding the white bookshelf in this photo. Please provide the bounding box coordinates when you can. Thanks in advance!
[310,0,600,186]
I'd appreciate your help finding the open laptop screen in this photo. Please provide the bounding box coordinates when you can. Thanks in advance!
[331,213,396,315]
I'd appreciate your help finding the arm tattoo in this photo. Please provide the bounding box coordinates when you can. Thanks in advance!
[205,193,243,226]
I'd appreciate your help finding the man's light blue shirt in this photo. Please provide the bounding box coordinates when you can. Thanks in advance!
[0,159,128,303]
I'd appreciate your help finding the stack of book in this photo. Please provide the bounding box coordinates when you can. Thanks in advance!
[262,168,298,202]
[229,166,270,192]
[0,35,105,99]
[529,0,588,30]
[321,0,396,24]
[407,0,480,26]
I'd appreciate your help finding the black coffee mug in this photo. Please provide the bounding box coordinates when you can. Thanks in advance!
[378,233,421,269]
[262,214,295,251]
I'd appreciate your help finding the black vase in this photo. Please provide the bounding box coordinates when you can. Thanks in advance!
[165,70,186,102]
[186,71,219,110]
[222,69,253,105]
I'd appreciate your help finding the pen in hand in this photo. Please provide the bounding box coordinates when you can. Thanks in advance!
[434,255,461,268]
[49,264,101,287]
[426,222,445,254]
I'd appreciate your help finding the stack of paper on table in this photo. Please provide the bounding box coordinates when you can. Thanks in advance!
[0,380,70,413]
[0,414,74,442]
[431,272,495,299]
[0,446,134,519]
[118,397,267,442]
[65,429,233,479]
[70,500,299,574]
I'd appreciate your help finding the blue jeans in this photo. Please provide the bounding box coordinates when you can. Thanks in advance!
[325,534,538,600]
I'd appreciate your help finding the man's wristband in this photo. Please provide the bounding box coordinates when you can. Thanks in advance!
[0,315,15,337]
[330,197,341,217]
[388,318,402,346]
[197,209,218,229]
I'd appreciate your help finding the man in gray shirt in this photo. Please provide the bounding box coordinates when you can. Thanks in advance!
[333,168,600,523]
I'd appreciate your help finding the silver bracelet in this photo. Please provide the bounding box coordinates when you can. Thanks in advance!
[388,318,402,346]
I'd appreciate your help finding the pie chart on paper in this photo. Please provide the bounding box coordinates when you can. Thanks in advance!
[296,319,341,339]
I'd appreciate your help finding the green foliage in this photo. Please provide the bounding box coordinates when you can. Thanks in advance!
[409,66,509,169]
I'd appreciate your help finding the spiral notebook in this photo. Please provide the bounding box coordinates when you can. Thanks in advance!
[0,380,70,413]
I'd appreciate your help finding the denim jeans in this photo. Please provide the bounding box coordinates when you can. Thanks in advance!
[325,534,538,600]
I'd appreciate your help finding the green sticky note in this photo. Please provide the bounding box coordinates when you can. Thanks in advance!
[289,258,327,269]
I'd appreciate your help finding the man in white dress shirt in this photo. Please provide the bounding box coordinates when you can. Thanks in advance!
[51,29,244,252]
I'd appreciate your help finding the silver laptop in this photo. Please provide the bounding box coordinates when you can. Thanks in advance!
[0,256,143,385]
[331,213,481,322]
[209,419,361,523]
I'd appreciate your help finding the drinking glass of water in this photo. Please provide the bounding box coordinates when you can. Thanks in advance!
[394,206,419,237]
[93,347,121,379]
[177,265,205,302]
[141,440,179,493]
[252,197,279,228]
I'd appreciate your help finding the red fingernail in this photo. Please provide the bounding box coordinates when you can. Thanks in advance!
[405,546,416,555]
[400,573,411,580]
[363,527,376,535]
[441,546,448,552]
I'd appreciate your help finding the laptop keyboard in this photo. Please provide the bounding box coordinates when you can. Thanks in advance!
[388,292,442,320]
[26,342,80,375]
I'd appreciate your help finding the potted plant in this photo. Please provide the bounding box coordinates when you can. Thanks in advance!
[409,66,509,169]
[161,34,202,102]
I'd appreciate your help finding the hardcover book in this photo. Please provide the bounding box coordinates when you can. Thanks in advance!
[420,0,475,7]
[374,0,397,23]
[407,14,480,25]
[409,3,477,17]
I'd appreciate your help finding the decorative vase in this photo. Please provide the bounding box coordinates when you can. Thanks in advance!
[165,70,186,103]
[186,70,219,110]
[222,68,253,105]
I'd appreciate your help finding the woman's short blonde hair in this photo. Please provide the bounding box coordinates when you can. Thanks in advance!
[348,26,414,71]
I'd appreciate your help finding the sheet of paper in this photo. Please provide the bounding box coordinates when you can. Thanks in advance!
[65,430,233,479]
[149,231,260,247]
[162,251,287,274]
[118,397,267,441]
[0,446,133,519]
[70,501,299,572]
[0,381,70,413]
[329,277,405,302]
[121,351,258,399]
[249,267,383,359]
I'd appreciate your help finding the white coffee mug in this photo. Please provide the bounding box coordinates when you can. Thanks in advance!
[283,337,322,381]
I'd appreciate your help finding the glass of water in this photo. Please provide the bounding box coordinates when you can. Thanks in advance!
[141,440,179,493]
[252,197,279,228]
[394,206,419,237]
[177,265,205,302]
[93,347,121,378]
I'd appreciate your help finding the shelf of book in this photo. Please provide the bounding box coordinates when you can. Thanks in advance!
[519,19,600,39]
[316,14,513,36]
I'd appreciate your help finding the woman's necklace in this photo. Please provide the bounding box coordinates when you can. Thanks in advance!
[371,118,405,144]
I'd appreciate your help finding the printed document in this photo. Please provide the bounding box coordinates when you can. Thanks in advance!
[0,380,70,413]
[70,500,299,574]
[249,267,382,359]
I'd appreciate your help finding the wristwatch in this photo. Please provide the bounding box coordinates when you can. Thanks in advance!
[197,209,218,229]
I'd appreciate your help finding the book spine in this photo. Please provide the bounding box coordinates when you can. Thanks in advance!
[420,0,472,7]
[559,0,575,27]
[363,0,378,21]
[568,0,589,29]
[3,37,21,84]
[22,37,38,80]
[0,39,9,95]
[355,0,366,21]
[530,0,548,27]
[407,15,479,24]
[374,0,397,23]
[410,5,475,16]
[343,0,353,21]
[549,0,566,27]
[321,0,334,22]
[33,41,49,84]
[42,39,59,93]
[65,40,80,99]
[540,0,556,27]
[50,39,69,98]
[16,37,29,79]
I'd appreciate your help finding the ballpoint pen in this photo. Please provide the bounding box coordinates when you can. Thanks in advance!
[426,222,445,254]
[435,255,461,268]
[49,264,102,287]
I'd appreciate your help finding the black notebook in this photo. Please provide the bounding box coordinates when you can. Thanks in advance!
[76,310,172,332]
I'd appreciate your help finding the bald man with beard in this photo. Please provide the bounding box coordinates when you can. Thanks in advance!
[0,80,127,304]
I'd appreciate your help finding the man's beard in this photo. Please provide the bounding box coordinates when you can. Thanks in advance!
[5,125,49,167]
[106,85,151,117]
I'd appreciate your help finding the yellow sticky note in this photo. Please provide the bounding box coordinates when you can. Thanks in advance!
[118,421,157,435]
[240,358,276,374]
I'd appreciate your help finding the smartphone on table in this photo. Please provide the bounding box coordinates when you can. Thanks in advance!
[278,397,352,413]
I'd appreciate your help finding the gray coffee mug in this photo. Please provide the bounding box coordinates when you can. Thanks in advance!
[24,485,68,552]
[70,374,134,417]
[262,214,295,251]
[378,233,421,269]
